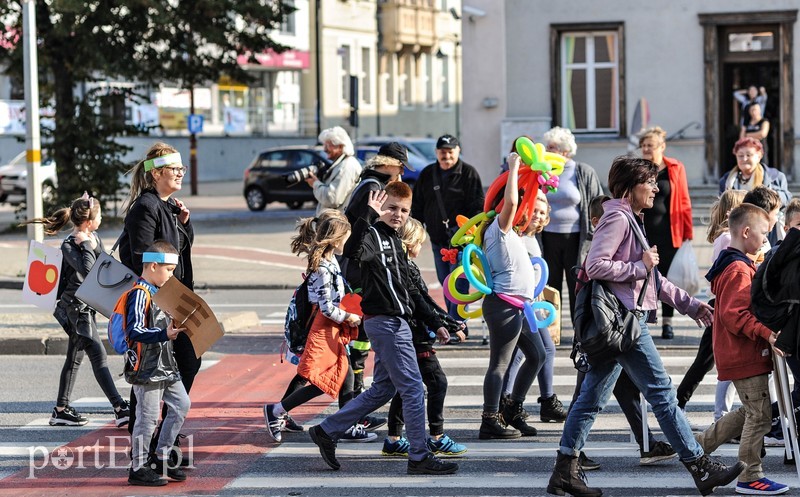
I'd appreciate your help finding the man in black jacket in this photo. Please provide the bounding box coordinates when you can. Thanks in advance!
[411,135,484,337]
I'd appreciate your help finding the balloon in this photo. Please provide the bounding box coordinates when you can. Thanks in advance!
[462,244,493,294]
[527,301,557,328]
[447,265,484,304]
[450,212,488,248]
[515,136,536,165]
[529,257,549,297]
[458,302,483,320]
[497,292,524,308]
[442,271,474,305]
[522,302,540,333]
[484,171,509,213]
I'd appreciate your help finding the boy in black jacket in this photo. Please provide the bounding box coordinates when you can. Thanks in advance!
[309,182,459,475]
[382,218,467,457]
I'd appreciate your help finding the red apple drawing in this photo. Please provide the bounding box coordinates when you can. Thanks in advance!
[28,260,59,295]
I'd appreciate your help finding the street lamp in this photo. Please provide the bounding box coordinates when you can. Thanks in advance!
[22,0,43,242]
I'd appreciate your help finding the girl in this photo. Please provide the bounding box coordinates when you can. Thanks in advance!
[382,218,467,457]
[264,210,369,443]
[23,194,129,427]
[479,152,547,439]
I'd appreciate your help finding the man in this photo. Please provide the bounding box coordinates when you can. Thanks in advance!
[306,126,362,215]
[411,134,484,339]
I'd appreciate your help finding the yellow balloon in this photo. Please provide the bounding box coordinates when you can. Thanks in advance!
[450,212,488,247]
[448,265,484,303]
[458,303,483,320]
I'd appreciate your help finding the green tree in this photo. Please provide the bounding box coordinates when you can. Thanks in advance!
[0,0,293,209]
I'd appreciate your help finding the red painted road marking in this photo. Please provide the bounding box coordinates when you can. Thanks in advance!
[0,354,370,496]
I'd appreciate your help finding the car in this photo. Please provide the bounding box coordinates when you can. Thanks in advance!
[354,145,425,188]
[0,152,58,206]
[359,137,438,163]
[243,146,330,211]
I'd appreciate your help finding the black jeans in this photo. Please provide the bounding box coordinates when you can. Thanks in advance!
[676,324,714,409]
[656,242,679,319]
[541,231,581,323]
[282,364,355,411]
[388,352,448,437]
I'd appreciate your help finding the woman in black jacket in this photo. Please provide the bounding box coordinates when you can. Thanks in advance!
[119,142,196,464]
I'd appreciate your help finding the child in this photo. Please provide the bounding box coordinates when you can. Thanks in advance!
[123,241,191,486]
[784,198,800,231]
[23,193,129,427]
[697,204,788,495]
[382,218,467,457]
[570,194,676,471]
[264,211,371,443]
[308,181,459,475]
[742,186,782,262]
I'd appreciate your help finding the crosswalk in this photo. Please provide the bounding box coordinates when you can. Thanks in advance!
[2,349,798,496]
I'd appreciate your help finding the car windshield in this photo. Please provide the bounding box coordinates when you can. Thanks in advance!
[409,141,437,161]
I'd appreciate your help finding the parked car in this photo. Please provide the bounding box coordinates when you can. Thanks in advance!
[354,145,425,188]
[358,137,438,163]
[0,152,57,206]
[243,146,330,211]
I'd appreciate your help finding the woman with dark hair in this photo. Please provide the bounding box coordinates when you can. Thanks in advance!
[119,142,196,465]
[547,156,744,497]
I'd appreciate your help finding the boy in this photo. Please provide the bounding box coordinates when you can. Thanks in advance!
[309,181,459,475]
[784,198,800,232]
[124,241,191,486]
[697,204,788,495]
[742,185,783,256]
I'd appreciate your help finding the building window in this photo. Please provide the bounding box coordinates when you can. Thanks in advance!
[552,24,624,134]
[280,1,296,35]
[383,53,396,106]
[399,53,413,107]
[361,47,371,105]
[439,54,449,107]
[339,45,351,105]
[422,53,434,107]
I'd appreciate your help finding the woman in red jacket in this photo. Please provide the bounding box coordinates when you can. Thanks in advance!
[640,127,693,339]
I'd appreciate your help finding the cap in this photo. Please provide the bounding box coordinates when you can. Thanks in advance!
[436,134,459,149]
[377,142,415,171]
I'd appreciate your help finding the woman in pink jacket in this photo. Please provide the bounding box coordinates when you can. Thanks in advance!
[547,156,743,497]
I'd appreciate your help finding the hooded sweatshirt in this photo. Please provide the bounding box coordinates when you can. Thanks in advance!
[706,248,773,381]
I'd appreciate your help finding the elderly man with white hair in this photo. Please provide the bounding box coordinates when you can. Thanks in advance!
[306,126,362,214]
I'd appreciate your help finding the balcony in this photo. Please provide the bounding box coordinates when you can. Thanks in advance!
[380,1,437,53]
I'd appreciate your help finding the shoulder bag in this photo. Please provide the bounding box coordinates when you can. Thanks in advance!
[75,231,138,318]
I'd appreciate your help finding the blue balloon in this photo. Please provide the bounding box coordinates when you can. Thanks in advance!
[523,301,557,331]
[462,244,493,294]
[530,256,549,298]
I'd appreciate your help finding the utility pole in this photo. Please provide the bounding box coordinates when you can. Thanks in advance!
[22,0,43,243]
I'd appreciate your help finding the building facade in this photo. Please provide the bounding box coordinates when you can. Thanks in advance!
[462,0,799,186]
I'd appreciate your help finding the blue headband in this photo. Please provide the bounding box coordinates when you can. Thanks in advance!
[142,252,179,264]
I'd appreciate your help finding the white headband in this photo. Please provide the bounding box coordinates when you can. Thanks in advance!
[143,153,182,172]
[142,252,179,264]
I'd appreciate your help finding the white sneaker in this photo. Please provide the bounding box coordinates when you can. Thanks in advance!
[764,436,785,447]
[339,423,378,443]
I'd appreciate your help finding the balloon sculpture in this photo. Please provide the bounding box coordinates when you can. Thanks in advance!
[442,137,565,333]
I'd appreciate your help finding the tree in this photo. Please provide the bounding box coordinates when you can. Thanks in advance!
[0,0,293,209]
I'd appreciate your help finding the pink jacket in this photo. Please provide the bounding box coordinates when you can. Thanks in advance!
[586,199,702,320]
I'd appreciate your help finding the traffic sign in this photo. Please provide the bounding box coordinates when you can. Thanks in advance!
[187,114,204,134]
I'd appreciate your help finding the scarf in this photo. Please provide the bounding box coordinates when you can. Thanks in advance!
[724,163,764,192]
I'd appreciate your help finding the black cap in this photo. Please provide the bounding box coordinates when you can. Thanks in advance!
[377,142,415,171]
[436,134,459,149]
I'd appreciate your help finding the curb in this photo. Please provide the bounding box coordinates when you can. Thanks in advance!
[0,279,294,291]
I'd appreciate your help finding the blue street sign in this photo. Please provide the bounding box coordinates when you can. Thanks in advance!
[187,114,204,134]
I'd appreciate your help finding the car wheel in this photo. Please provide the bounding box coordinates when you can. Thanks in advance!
[285,200,304,210]
[245,187,267,211]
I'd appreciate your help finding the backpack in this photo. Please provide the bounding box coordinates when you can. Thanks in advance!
[284,277,319,355]
[751,247,795,332]
[108,283,152,354]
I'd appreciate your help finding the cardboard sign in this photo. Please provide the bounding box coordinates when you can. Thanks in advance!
[22,241,63,311]
[153,277,224,358]
[542,285,562,346]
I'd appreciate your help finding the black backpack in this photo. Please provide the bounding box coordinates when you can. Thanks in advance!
[284,277,319,355]
[751,247,795,332]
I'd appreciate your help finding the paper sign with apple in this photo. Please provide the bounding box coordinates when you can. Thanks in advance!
[22,241,63,311]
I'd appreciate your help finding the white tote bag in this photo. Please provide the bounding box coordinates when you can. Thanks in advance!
[666,240,702,296]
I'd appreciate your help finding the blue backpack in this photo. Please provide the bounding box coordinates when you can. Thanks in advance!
[108,283,152,354]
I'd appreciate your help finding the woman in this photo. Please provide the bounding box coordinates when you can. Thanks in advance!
[119,142,196,465]
[639,126,693,339]
[719,137,790,217]
[547,156,742,497]
[540,126,604,324]
[740,103,770,164]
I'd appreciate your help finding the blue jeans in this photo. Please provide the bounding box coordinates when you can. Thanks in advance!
[560,317,703,462]
[320,316,429,461]
[430,242,469,326]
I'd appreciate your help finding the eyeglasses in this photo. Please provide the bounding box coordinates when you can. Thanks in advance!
[736,153,757,160]
[644,180,658,188]
[163,166,187,176]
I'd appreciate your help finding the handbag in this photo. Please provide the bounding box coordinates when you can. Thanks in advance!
[75,232,137,318]
[572,211,651,367]
[666,240,701,296]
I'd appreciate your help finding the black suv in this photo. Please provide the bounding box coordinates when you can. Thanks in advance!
[243,146,330,211]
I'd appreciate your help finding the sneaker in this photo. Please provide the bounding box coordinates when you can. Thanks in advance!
[427,434,467,456]
[578,451,601,471]
[640,441,678,466]
[114,400,130,428]
[149,457,187,481]
[407,452,459,475]
[764,436,785,447]
[382,437,410,457]
[49,406,89,426]
[173,434,191,468]
[340,423,378,443]
[736,478,789,495]
[683,454,746,496]
[263,404,283,443]
[282,414,304,433]
[359,415,387,431]
[128,466,167,486]
[309,425,340,470]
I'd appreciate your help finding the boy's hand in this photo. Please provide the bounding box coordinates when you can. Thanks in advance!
[642,246,659,271]
[367,190,389,217]
[434,327,451,345]
[167,321,185,340]
[174,198,190,224]
[507,152,521,171]
[768,332,786,357]
[345,313,362,327]
[694,302,713,328]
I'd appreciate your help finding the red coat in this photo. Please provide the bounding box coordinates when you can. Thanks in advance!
[296,312,358,399]
[664,156,693,248]
[710,258,773,381]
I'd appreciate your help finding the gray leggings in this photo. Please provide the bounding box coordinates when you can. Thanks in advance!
[482,293,546,412]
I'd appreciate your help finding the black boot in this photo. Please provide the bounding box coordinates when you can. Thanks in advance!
[539,394,568,423]
[499,393,511,415]
[547,451,602,497]
[502,400,538,436]
[479,411,521,440]
[683,454,746,496]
